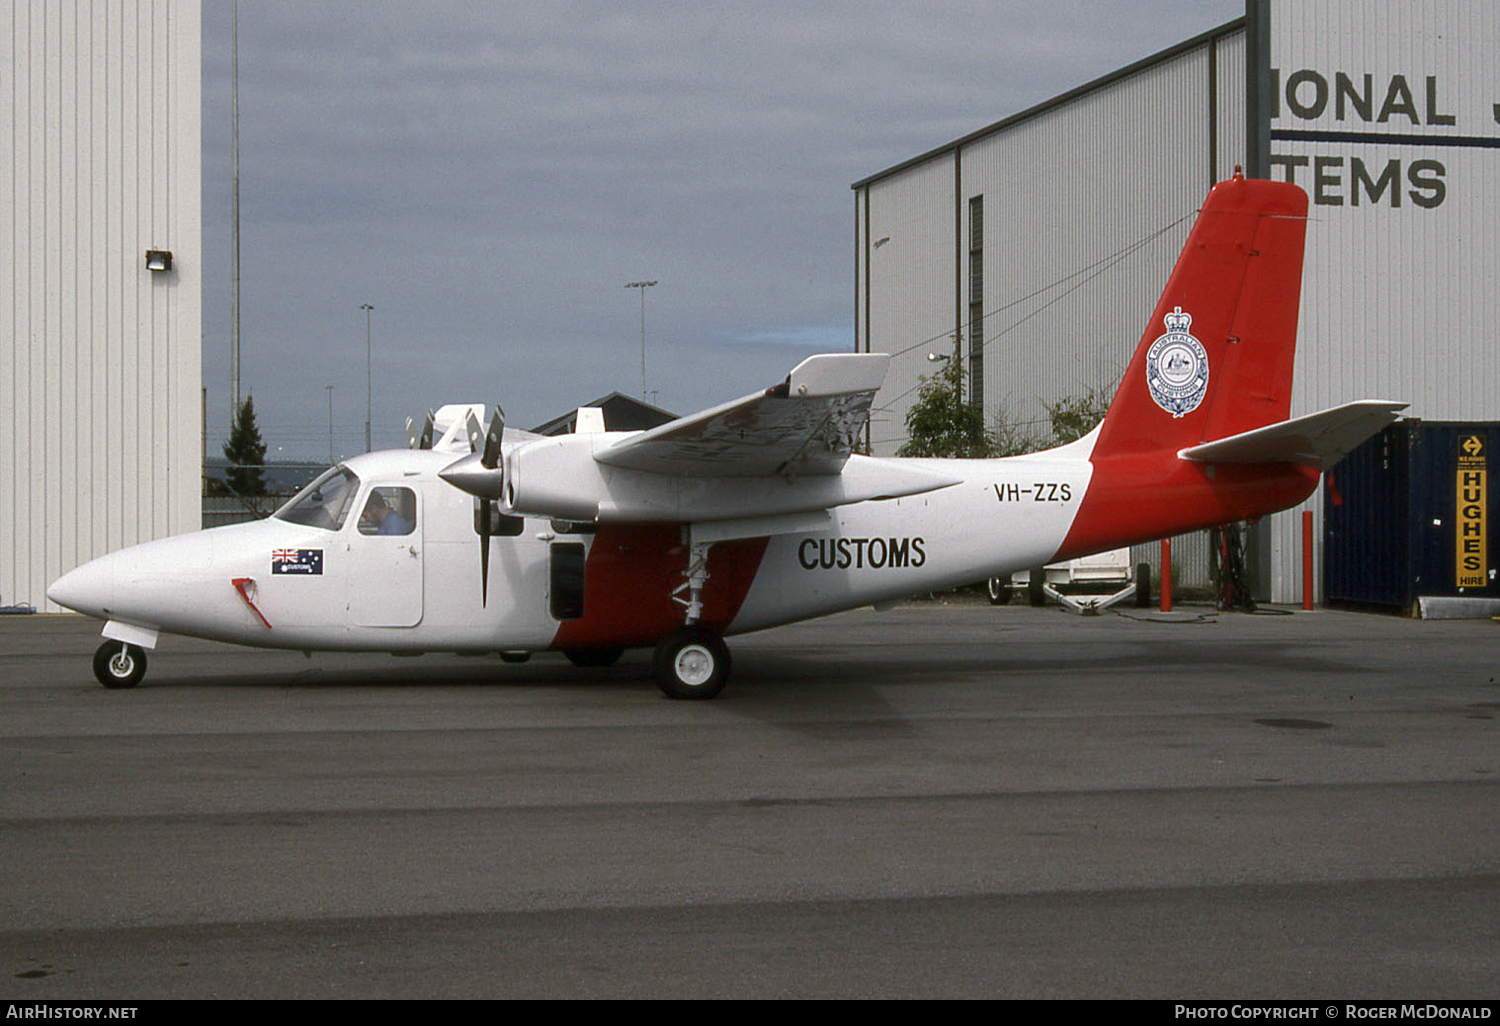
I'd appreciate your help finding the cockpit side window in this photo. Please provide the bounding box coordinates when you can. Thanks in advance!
[274,466,360,531]
[358,487,417,536]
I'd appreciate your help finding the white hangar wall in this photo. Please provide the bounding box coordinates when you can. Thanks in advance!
[1266,0,1500,603]
[1,0,202,612]
[856,23,1247,454]
[955,40,1247,442]
[854,21,1248,588]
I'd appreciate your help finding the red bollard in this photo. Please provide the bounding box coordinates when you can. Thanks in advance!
[1302,510,1314,610]
[1160,537,1173,612]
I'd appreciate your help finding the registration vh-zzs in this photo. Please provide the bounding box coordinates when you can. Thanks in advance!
[50,173,1403,698]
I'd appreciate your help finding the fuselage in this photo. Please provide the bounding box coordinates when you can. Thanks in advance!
[47,434,1316,655]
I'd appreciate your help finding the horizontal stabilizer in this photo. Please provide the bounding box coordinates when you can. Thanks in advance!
[1178,400,1407,470]
[595,353,890,477]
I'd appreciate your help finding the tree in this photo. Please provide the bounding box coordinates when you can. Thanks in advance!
[1042,387,1112,445]
[223,395,268,499]
[897,356,1035,458]
[894,354,1116,459]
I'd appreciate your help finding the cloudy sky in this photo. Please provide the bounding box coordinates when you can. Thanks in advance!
[201,0,1244,459]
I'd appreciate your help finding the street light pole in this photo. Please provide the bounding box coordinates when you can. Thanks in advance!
[359,303,374,451]
[229,0,241,424]
[624,281,657,401]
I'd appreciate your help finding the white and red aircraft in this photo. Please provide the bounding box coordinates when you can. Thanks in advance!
[49,174,1403,698]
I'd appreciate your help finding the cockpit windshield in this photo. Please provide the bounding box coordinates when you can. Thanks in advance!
[273,466,360,531]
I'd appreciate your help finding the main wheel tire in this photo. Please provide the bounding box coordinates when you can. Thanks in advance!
[565,647,624,668]
[986,577,1011,605]
[653,626,731,700]
[1027,567,1046,607]
[93,641,146,689]
[1135,562,1153,608]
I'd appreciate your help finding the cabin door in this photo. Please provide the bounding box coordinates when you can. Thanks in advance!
[348,484,424,627]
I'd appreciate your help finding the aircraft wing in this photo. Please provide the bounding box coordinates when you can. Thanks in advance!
[1178,400,1407,470]
[594,354,890,477]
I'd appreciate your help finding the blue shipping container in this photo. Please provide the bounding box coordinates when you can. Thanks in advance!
[1324,422,1498,612]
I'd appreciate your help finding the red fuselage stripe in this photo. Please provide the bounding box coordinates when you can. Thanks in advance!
[549,525,769,649]
[1056,456,1319,563]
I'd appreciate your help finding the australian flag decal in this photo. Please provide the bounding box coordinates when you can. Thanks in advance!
[271,548,323,575]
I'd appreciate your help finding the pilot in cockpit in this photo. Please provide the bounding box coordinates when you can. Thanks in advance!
[359,490,413,536]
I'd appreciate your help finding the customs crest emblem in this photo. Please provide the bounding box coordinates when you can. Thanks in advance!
[1145,306,1209,418]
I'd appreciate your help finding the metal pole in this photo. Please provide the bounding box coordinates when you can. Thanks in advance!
[1160,537,1174,613]
[230,0,241,423]
[359,304,374,451]
[326,385,334,464]
[1302,510,1315,610]
[624,281,657,401]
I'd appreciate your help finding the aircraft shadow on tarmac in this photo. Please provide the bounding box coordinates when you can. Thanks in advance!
[131,635,1356,693]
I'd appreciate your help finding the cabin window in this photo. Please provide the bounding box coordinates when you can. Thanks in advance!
[357,487,416,536]
[550,543,586,620]
[474,500,525,537]
[274,466,360,531]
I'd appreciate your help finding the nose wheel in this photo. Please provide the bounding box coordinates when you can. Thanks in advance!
[92,641,147,689]
[653,626,730,700]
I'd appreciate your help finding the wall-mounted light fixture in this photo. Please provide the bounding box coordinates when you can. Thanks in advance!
[145,249,173,272]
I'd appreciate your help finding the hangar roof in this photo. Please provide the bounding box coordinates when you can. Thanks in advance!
[851,17,1245,191]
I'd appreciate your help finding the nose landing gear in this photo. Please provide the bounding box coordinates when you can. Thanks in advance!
[92,641,147,689]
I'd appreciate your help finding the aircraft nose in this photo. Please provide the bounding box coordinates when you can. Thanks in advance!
[47,558,115,617]
[49,531,218,621]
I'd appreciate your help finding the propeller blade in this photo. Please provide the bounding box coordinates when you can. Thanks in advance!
[476,405,505,605]
[482,404,505,469]
[443,404,508,606]
[420,410,435,450]
[479,499,492,606]
[404,416,419,449]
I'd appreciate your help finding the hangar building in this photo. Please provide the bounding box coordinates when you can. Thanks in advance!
[2,0,201,613]
[853,0,1498,603]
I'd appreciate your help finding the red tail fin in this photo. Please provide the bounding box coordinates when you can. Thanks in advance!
[1092,173,1309,459]
[1052,175,1317,562]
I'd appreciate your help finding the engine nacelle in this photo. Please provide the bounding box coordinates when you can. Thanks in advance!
[505,436,606,522]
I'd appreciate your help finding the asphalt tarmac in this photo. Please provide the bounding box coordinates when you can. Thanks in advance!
[1,602,1496,999]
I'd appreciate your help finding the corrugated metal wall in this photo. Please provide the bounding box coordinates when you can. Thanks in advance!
[1267,0,1500,602]
[1,0,202,612]
[855,24,1246,591]
[958,45,1217,439]
[858,26,1246,457]
[857,152,959,450]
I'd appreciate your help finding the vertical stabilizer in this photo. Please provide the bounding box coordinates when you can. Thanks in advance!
[1091,173,1309,459]
[1054,175,1317,561]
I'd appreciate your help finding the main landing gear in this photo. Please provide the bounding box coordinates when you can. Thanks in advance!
[650,533,732,700]
[92,641,147,689]
[653,625,731,700]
